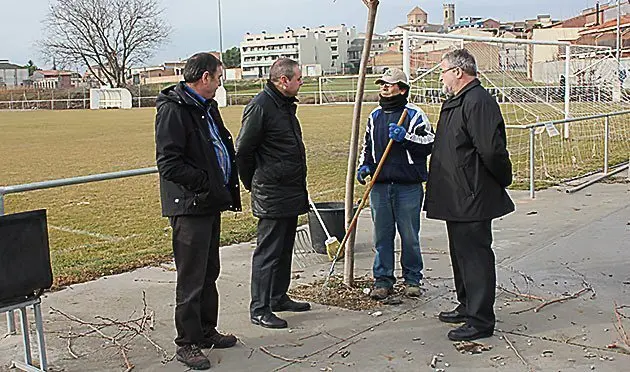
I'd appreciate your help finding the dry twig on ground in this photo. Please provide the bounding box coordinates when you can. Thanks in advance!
[499,329,630,355]
[49,291,169,371]
[260,346,306,363]
[614,302,630,348]
[500,279,593,314]
[533,285,593,313]
[499,332,531,370]
[238,338,255,359]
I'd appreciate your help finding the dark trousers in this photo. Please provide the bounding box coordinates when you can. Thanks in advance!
[250,217,298,316]
[170,214,221,346]
[446,220,495,331]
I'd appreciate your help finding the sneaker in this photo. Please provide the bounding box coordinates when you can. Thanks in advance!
[369,286,392,300]
[176,344,211,370]
[403,284,422,297]
[198,332,238,349]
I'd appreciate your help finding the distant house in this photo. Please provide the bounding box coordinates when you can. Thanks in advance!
[576,15,630,55]
[128,53,221,85]
[347,34,388,74]
[0,60,29,88]
[450,17,500,31]
[31,70,82,89]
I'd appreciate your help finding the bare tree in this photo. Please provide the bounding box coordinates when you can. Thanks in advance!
[40,0,171,87]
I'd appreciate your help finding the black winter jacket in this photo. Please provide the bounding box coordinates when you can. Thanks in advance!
[155,82,241,217]
[424,79,514,222]
[235,82,309,218]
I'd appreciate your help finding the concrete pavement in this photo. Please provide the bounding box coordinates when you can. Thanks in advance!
[1,181,629,371]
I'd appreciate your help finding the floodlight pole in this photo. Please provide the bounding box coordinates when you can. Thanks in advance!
[218,0,224,62]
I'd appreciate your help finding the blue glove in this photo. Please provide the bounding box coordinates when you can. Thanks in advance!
[389,123,406,142]
[357,165,371,185]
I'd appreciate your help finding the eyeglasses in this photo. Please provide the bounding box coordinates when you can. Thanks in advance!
[440,66,458,75]
[379,83,394,88]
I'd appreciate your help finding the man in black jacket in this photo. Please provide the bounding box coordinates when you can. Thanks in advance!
[236,58,310,329]
[424,49,515,341]
[155,52,241,370]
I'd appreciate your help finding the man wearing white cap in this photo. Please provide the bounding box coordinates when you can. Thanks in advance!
[357,67,435,300]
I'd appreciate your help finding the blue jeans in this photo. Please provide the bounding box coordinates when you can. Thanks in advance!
[370,183,424,288]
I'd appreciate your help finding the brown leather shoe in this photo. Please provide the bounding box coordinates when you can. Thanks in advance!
[369,286,392,300]
[198,332,238,349]
[176,344,210,370]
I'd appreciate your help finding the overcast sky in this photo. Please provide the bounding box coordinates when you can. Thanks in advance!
[1,0,603,68]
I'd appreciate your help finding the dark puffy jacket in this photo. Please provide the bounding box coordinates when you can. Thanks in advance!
[358,102,434,183]
[235,82,308,218]
[424,79,514,222]
[155,82,241,217]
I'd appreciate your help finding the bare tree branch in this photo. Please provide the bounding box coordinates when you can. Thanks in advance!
[40,0,171,87]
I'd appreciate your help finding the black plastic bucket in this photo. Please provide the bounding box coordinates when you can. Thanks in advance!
[308,202,358,255]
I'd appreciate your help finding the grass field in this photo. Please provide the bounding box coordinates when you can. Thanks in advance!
[0,106,363,287]
[1,104,628,287]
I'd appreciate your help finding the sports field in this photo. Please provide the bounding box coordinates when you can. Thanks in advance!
[0,106,362,287]
[1,104,627,287]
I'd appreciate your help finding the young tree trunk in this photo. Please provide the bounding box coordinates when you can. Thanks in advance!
[344,0,379,286]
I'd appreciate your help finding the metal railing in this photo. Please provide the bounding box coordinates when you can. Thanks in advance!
[1,166,158,334]
[505,109,630,198]
[1,84,626,109]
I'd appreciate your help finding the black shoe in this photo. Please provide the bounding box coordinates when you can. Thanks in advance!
[271,298,311,312]
[250,313,288,329]
[176,344,211,370]
[198,332,238,349]
[447,324,494,341]
[438,309,467,324]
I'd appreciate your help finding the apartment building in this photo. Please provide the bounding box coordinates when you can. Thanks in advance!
[315,25,357,73]
[0,60,29,88]
[240,24,355,78]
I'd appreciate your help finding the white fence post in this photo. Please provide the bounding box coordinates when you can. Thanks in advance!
[403,31,410,79]
[564,45,571,139]
[318,77,323,105]
[529,127,536,199]
[604,116,610,175]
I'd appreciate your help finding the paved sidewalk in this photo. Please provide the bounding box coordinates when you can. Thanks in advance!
[1,182,629,371]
